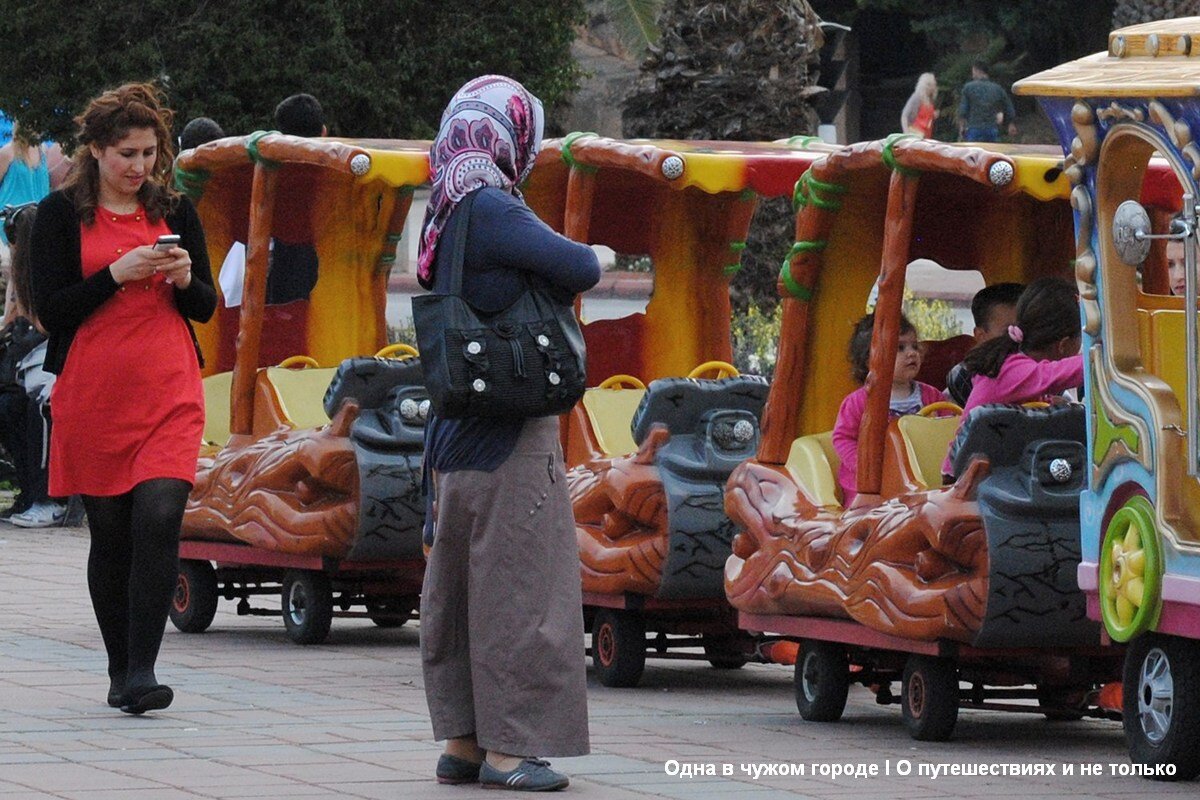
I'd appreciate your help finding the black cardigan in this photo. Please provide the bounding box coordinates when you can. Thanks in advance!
[30,190,218,375]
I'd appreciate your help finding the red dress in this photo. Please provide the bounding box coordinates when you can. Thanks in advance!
[49,206,205,496]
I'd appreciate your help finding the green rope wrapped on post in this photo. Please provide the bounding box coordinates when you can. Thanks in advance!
[724,241,748,276]
[779,240,825,300]
[560,131,599,174]
[172,166,210,202]
[786,135,824,148]
[246,130,281,170]
[792,169,847,213]
[882,133,920,178]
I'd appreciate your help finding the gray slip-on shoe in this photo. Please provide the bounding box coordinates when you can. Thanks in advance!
[436,753,482,785]
[480,758,569,791]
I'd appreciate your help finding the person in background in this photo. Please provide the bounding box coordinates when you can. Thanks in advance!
[264,94,324,304]
[178,117,248,308]
[0,123,52,245]
[30,83,217,715]
[901,73,939,138]
[0,203,65,526]
[274,93,326,137]
[832,313,943,506]
[179,116,225,152]
[418,75,599,792]
[1165,215,1195,297]
[958,61,1017,143]
[945,282,1024,406]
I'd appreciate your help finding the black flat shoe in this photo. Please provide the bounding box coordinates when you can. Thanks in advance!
[119,684,173,715]
[106,676,125,705]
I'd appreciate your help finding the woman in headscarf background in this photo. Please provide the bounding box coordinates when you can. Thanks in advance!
[417,76,599,792]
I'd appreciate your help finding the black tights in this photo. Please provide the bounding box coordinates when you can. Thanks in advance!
[84,478,191,692]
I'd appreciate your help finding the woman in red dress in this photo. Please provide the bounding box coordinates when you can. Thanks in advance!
[30,83,216,715]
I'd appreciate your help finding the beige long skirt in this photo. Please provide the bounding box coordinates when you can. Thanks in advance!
[420,415,590,757]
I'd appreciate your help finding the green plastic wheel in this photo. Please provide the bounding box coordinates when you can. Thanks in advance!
[1099,495,1162,642]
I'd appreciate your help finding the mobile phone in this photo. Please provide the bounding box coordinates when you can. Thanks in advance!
[153,234,181,252]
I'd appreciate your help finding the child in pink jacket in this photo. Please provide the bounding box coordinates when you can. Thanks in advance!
[833,313,941,506]
[942,277,1084,476]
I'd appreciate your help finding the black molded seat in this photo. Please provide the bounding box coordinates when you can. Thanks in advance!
[324,356,424,416]
[630,375,769,446]
[949,403,1086,477]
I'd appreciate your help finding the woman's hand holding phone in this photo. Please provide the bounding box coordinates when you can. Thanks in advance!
[110,235,191,288]
[110,245,173,284]
[157,248,192,288]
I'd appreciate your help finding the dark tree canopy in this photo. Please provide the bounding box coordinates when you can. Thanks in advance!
[0,0,585,146]
[623,1,825,318]
[624,0,823,140]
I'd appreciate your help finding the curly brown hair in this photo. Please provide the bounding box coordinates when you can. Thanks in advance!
[848,312,918,384]
[61,82,178,225]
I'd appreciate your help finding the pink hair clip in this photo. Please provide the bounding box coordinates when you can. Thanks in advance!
[1007,324,1024,344]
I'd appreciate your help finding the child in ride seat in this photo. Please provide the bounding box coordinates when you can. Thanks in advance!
[941,277,1084,476]
[832,313,941,506]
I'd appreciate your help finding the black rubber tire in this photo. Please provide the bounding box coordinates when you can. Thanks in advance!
[1123,634,1200,781]
[703,635,749,670]
[281,570,334,645]
[901,655,960,741]
[794,640,850,722]
[590,609,646,688]
[365,596,415,628]
[170,560,219,634]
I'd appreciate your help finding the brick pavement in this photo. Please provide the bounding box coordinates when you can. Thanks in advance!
[0,523,1194,799]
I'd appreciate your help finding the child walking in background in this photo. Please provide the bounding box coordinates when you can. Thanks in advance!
[832,313,941,506]
[942,277,1084,475]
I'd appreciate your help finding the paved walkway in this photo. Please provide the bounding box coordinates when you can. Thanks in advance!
[0,524,1193,799]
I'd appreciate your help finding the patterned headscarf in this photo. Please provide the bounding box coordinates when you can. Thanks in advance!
[417,75,545,288]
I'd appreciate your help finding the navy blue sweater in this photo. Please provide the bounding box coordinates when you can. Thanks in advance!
[423,187,600,477]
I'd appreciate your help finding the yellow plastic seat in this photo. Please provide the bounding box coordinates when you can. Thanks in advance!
[895,414,961,489]
[202,371,233,448]
[580,387,647,457]
[1139,308,1187,404]
[785,431,842,509]
[262,366,338,429]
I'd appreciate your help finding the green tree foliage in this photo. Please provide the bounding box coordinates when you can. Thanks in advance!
[0,0,585,146]
[902,288,961,342]
[596,0,665,55]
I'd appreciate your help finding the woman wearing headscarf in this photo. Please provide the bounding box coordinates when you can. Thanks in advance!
[418,76,599,792]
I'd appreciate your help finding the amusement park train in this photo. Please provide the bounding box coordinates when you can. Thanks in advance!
[166,16,1200,781]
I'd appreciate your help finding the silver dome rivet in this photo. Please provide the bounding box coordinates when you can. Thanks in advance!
[733,419,754,442]
[661,156,684,180]
[467,341,482,355]
[1049,458,1072,483]
[472,379,486,392]
[399,399,419,420]
[418,399,431,420]
[537,335,550,347]
[988,161,1014,187]
[350,154,371,176]
[548,372,561,386]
